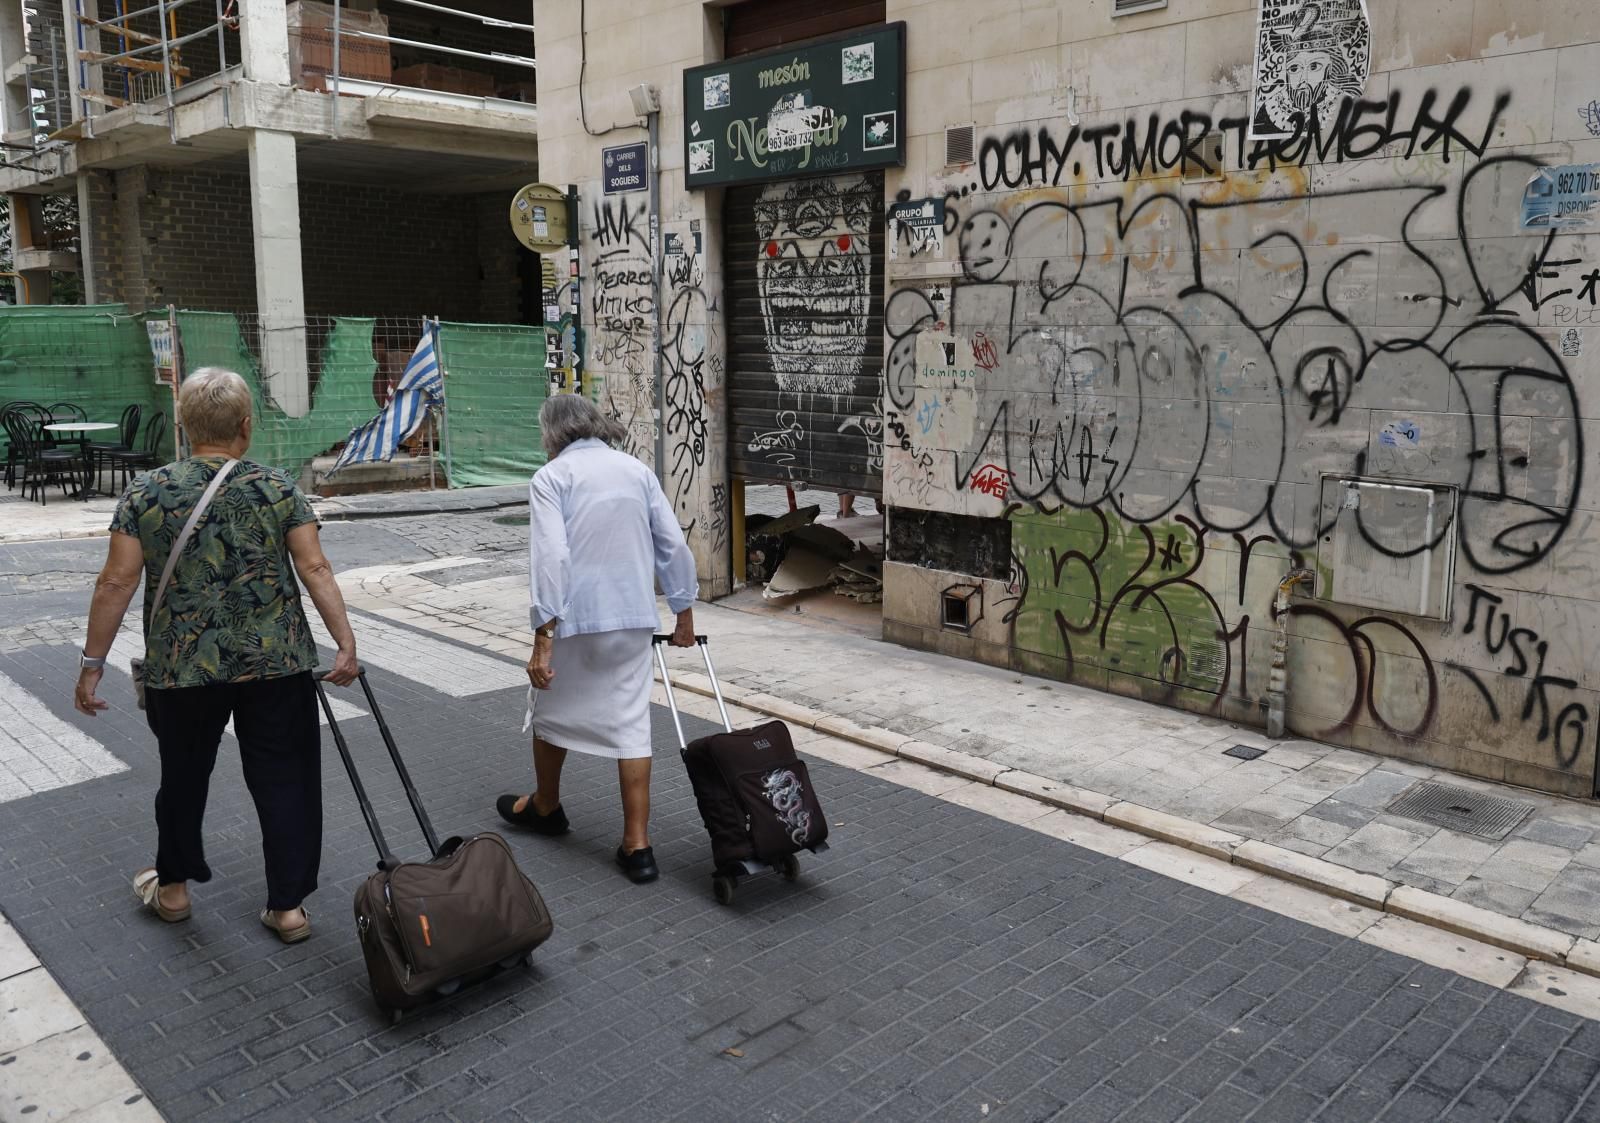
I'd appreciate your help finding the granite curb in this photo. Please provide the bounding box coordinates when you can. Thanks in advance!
[665,670,1600,980]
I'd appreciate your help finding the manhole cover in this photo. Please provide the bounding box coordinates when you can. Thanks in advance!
[1386,781,1535,841]
[492,513,530,526]
[1223,744,1266,761]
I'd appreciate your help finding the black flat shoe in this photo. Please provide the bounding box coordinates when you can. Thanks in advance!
[496,794,570,835]
[616,845,659,884]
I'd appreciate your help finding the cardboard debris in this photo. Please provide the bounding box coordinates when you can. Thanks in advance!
[753,504,821,539]
[751,503,882,603]
[830,549,883,603]
[763,543,839,600]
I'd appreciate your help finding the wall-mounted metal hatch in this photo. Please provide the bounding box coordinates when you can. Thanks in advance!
[1314,477,1458,621]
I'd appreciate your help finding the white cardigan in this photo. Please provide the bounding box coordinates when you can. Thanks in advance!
[527,438,697,637]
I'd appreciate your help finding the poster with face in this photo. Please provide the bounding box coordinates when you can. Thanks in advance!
[752,174,874,397]
[1249,0,1371,141]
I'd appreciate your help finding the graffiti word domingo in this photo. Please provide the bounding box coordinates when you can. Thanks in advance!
[979,87,1508,189]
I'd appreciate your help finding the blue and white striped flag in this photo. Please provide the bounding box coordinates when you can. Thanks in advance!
[332,327,444,472]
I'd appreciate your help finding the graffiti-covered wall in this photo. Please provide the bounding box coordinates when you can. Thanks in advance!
[534,2,732,597]
[880,2,1600,797]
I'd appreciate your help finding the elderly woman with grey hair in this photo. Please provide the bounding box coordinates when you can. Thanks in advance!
[74,368,360,944]
[496,393,696,884]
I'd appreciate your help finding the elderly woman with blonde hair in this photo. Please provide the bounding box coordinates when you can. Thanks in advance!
[497,393,697,884]
[74,368,360,944]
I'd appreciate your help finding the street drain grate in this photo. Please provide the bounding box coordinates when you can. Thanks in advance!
[1386,781,1535,841]
[1223,744,1266,761]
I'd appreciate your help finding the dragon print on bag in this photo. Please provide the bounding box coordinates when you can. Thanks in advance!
[761,768,813,847]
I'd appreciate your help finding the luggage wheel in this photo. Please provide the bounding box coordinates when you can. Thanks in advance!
[778,853,800,882]
[712,875,737,906]
[434,978,463,997]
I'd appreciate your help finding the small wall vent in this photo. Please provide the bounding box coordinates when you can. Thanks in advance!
[941,583,983,633]
[944,124,975,168]
[1181,131,1226,183]
[1113,0,1169,15]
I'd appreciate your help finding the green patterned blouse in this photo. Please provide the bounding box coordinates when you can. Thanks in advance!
[110,456,320,689]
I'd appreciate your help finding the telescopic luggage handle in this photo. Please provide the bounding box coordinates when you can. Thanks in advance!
[315,668,443,870]
[652,634,733,752]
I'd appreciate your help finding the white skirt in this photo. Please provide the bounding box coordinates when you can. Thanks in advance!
[521,628,654,759]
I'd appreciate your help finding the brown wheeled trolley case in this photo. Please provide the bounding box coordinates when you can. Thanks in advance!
[316,670,554,1022]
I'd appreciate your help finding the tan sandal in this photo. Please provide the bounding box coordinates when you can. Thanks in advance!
[259,907,312,944]
[133,868,190,923]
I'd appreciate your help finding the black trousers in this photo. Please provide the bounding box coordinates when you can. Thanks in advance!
[144,672,321,910]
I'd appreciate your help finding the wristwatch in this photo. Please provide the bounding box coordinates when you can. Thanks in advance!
[79,651,107,671]
[536,622,558,639]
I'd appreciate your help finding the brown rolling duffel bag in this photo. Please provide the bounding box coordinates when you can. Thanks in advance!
[316,671,554,1023]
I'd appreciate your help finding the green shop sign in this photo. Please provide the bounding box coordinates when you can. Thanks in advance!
[682,23,906,190]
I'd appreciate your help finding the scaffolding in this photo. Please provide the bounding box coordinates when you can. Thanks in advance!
[68,0,238,137]
[58,0,536,140]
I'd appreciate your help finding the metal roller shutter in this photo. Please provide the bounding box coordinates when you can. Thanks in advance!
[724,170,885,495]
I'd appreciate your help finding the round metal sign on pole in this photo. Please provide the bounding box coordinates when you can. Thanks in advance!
[510,183,571,253]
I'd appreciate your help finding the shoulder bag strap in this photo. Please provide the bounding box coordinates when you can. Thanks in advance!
[149,458,240,617]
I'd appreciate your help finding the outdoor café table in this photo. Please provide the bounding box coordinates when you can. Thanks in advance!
[43,420,118,499]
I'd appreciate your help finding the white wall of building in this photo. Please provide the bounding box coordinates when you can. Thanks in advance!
[539,0,1600,795]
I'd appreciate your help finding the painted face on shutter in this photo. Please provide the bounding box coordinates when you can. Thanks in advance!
[752,174,874,396]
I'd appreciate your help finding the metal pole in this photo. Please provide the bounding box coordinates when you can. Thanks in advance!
[330,0,340,135]
[648,106,663,486]
[213,0,224,76]
[565,183,584,396]
[431,317,454,487]
[154,0,175,141]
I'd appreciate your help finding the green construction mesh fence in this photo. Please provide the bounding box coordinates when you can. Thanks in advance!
[3,308,547,494]
[175,311,390,484]
[436,320,546,488]
[0,304,177,470]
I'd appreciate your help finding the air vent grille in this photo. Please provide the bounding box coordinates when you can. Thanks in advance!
[1113,0,1168,14]
[944,124,974,168]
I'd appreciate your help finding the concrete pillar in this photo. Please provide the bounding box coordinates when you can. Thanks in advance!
[113,167,149,310]
[76,174,96,304]
[248,129,309,416]
[1,0,31,141]
[9,193,50,304]
[237,0,291,86]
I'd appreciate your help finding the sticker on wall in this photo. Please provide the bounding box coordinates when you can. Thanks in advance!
[842,42,875,85]
[864,110,897,152]
[1248,0,1371,141]
[1563,328,1583,358]
[767,93,838,152]
[1378,419,1421,448]
[689,140,715,175]
[1581,100,1600,138]
[1521,164,1600,230]
[703,73,730,110]
[888,196,945,260]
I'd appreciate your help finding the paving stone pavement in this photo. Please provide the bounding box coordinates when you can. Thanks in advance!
[318,506,1600,947]
[3,625,1600,1121]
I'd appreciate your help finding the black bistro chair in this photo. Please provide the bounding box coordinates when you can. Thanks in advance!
[45,401,87,422]
[41,402,87,452]
[90,404,141,494]
[3,408,82,505]
[107,411,167,491]
[2,401,49,490]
